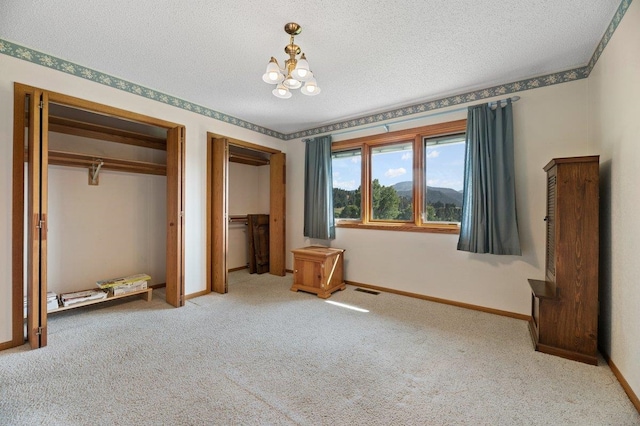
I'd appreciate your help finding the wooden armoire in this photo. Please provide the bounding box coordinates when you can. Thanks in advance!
[528,156,599,365]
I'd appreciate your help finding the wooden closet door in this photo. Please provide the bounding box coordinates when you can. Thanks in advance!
[211,137,229,293]
[166,126,185,307]
[269,152,286,276]
[26,90,49,349]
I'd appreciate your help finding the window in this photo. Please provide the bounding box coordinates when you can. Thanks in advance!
[423,134,466,224]
[371,142,413,221]
[332,148,361,220]
[331,119,466,233]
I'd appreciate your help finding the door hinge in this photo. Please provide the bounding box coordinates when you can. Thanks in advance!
[39,101,44,109]
[35,326,43,336]
[36,219,45,229]
[180,211,184,218]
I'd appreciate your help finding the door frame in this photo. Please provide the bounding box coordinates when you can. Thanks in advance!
[11,83,186,349]
[206,133,286,294]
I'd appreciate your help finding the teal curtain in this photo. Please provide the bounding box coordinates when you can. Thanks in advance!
[457,100,521,255]
[304,135,335,240]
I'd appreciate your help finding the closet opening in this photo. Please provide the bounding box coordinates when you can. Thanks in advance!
[11,83,185,350]
[206,133,286,294]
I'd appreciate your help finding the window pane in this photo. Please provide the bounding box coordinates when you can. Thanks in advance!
[423,134,465,223]
[332,149,362,220]
[371,142,413,221]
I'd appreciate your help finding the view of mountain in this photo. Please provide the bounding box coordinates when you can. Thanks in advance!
[392,181,463,207]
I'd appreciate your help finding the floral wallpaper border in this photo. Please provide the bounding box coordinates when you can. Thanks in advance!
[289,66,590,140]
[0,38,287,140]
[289,0,632,140]
[0,0,631,141]
[585,0,632,74]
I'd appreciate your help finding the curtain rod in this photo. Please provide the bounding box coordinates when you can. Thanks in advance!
[301,95,520,141]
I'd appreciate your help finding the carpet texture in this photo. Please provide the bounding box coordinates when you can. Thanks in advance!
[1,270,638,425]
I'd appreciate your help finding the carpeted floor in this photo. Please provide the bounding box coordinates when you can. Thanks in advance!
[1,270,638,425]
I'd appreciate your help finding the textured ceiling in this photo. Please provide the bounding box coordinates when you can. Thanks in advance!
[0,1,621,135]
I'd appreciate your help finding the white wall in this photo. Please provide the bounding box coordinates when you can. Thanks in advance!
[228,162,270,270]
[588,0,640,402]
[287,80,592,316]
[44,132,167,294]
[0,54,285,344]
[47,166,166,293]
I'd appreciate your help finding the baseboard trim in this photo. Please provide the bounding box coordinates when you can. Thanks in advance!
[345,280,530,322]
[0,339,21,351]
[150,283,166,289]
[601,350,640,414]
[229,266,249,272]
[185,289,210,300]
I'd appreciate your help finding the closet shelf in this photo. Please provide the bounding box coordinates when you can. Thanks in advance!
[48,150,167,176]
[24,288,154,318]
[229,152,269,166]
[52,288,153,313]
[48,115,167,151]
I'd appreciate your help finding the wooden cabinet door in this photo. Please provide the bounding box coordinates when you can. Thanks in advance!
[545,166,557,283]
[293,257,322,289]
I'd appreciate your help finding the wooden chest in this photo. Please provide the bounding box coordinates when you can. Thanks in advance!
[290,246,346,299]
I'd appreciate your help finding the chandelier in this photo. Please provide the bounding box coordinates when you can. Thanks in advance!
[262,22,321,99]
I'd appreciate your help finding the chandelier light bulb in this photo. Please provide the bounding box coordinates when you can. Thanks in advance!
[262,57,284,84]
[266,57,279,73]
[262,71,283,84]
[272,83,292,99]
[292,53,311,81]
[283,75,302,90]
[301,77,321,96]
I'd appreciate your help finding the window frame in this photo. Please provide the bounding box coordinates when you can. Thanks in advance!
[332,119,466,234]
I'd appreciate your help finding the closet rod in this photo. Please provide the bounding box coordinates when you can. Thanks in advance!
[47,150,167,176]
[302,95,520,141]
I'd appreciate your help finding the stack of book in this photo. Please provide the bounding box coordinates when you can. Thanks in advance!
[96,273,150,296]
[23,291,60,316]
[46,291,59,311]
[60,289,107,307]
